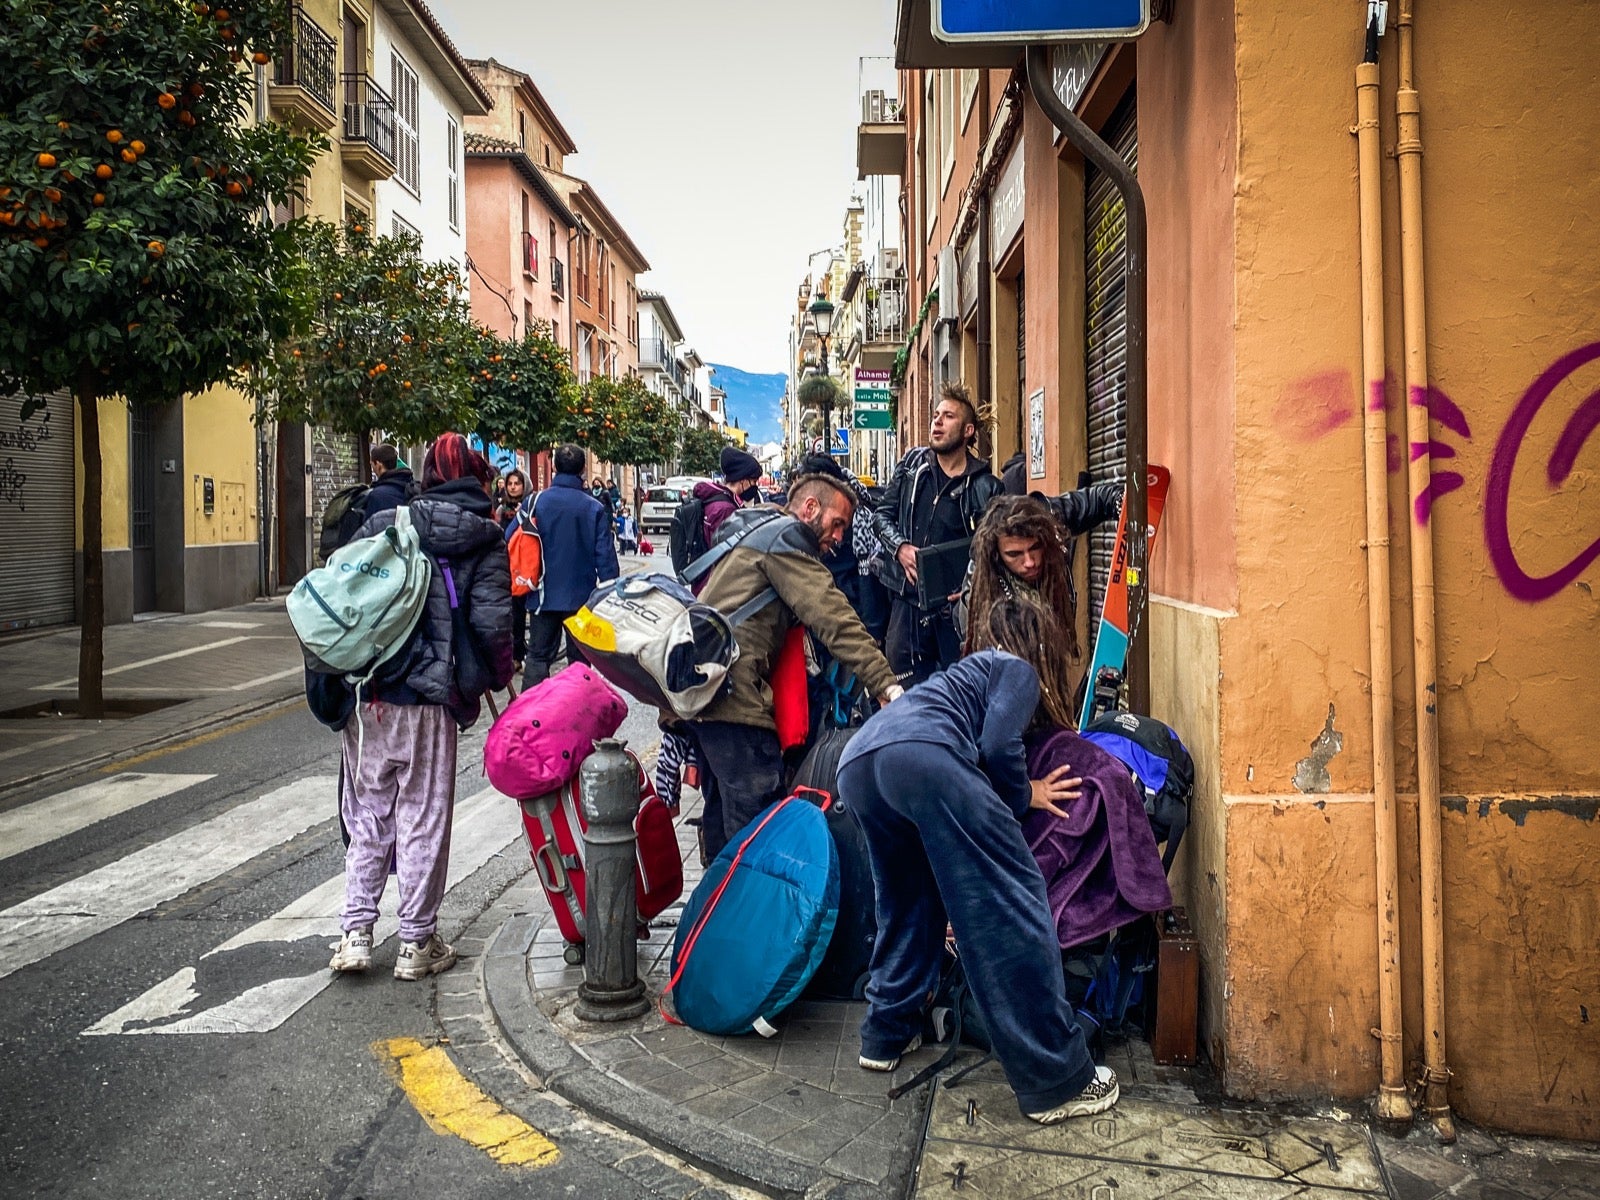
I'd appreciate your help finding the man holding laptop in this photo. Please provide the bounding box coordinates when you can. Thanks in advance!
[871,382,1004,685]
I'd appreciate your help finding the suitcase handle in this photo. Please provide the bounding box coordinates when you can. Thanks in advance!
[791,786,834,813]
[530,834,570,895]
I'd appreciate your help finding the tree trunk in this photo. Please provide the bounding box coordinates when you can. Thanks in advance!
[76,379,104,720]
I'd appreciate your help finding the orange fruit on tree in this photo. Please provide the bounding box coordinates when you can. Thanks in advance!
[147,240,165,257]
[33,236,50,249]
[37,152,57,168]
[0,212,12,226]
[95,163,113,179]
[226,181,243,197]
[192,2,209,13]
[130,140,146,154]
[216,7,231,18]
[187,82,204,98]
[375,362,388,373]
[60,170,75,183]
[219,27,235,41]
[92,193,106,207]
[106,130,123,143]
[43,187,62,203]
[178,112,196,128]
[56,120,70,131]
[120,148,137,163]
[157,92,176,109]
[402,381,412,390]
[400,334,413,343]
[291,348,302,358]
[252,51,269,64]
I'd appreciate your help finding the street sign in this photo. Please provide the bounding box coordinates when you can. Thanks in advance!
[831,427,850,456]
[855,387,893,405]
[855,368,891,384]
[854,408,894,431]
[932,0,1149,44]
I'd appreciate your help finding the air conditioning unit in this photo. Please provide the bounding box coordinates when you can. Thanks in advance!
[936,245,959,327]
[881,247,902,274]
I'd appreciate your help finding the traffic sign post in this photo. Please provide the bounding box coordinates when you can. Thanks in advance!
[854,407,892,431]
[932,0,1149,43]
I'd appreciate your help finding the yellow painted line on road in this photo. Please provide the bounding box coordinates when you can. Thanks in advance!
[98,703,297,773]
[377,1037,560,1169]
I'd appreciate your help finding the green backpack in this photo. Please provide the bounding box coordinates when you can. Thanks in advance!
[288,505,432,683]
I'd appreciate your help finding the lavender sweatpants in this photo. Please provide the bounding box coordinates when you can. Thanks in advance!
[340,703,457,943]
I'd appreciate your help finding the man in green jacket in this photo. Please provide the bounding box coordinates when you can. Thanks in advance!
[691,473,903,858]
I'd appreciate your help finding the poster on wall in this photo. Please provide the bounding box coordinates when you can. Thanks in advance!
[1028,388,1046,478]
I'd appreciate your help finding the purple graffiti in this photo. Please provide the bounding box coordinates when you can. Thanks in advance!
[1368,379,1387,412]
[1412,383,1472,439]
[1485,342,1600,603]
[1274,368,1355,441]
[1414,473,1464,525]
[1410,439,1457,462]
[1407,383,1473,526]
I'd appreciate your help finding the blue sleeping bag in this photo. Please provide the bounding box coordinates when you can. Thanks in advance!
[668,794,839,1036]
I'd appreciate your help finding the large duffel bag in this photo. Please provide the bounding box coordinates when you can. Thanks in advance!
[483,664,628,800]
[791,727,876,1001]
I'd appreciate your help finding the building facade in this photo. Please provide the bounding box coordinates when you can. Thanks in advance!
[879,1,1600,1140]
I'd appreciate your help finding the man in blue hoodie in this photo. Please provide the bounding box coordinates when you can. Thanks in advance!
[521,444,620,686]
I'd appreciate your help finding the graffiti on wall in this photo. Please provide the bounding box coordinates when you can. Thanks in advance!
[0,402,55,511]
[1276,342,1599,602]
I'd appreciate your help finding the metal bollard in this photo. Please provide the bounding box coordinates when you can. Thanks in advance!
[574,737,650,1021]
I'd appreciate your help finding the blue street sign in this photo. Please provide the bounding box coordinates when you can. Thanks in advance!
[831,427,850,456]
[932,0,1149,43]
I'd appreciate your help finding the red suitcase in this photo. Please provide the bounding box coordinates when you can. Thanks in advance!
[519,752,684,964]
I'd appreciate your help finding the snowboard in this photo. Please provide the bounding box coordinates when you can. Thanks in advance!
[1078,464,1171,730]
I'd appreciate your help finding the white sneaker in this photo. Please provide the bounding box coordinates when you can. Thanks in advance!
[1027,1065,1120,1123]
[329,927,373,972]
[394,933,457,981]
[859,1034,922,1072]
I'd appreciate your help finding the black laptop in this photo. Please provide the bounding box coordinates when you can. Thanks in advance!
[914,537,973,610]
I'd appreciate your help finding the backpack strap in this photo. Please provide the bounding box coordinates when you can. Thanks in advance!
[681,509,783,585]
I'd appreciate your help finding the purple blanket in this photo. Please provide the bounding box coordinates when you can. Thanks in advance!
[1023,727,1172,948]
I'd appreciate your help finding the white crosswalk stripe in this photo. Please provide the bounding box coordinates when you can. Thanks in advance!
[0,776,335,982]
[0,772,214,862]
[84,785,522,1036]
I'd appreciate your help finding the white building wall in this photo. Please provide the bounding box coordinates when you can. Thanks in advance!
[372,13,467,274]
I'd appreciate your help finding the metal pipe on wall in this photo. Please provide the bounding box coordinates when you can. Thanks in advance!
[1024,44,1150,712]
[1355,22,1414,1130]
[1395,0,1454,1143]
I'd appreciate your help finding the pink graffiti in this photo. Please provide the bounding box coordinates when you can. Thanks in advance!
[1410,439,1456,461]
[1386,433,1403,474]
[1412,383,1472,438]
[1368,379,1387,412]
[1485,342,1600,603]
[1273,369,1355,441]
[1407,383,1473,526]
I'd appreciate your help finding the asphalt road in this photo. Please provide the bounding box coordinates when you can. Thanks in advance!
[0,686,703,1200]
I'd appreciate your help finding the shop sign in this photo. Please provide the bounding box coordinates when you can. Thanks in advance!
[991,141,1025,255]
[1052,41,1108,110]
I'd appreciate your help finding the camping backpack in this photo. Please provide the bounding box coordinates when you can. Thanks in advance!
[668,495,709,578]
[288,506,432,681]
[484,663,628,800]
[564,511,784,720]
[666,792,840,1037]
[506,506,545,601]
[319,483,371,565]
[1082,712,1194,871]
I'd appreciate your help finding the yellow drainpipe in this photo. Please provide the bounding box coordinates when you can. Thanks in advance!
[1395,0,1455,1143]
[1355,20,1414,1129]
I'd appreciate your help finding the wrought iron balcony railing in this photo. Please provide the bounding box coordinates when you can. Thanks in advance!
[341,73,397,169]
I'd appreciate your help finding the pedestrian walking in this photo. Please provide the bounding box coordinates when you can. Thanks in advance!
[494,468,532,668]
[872,382,1004,684]
[524,445,619,686]
[839,596,1119,1122]
[327,432,514,980]
[366,443,418,518]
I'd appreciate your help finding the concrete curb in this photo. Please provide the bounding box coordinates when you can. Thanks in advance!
[482,914,876,1200]
[0,688,302,798]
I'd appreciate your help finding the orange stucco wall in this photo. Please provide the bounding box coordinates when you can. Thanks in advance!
[463,158,569,345]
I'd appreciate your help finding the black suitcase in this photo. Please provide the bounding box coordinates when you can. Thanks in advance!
[791,724,877,1001]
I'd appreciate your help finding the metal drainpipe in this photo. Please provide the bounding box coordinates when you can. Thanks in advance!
[1356,16,1414,1131]
[976,194,993,434]
[1024,45,1150,712]
[1395,0,1454,1143]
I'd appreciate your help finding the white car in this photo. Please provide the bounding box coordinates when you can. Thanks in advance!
[641,485,691,535]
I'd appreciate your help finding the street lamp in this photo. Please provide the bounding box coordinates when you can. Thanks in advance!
[807,296,836,448]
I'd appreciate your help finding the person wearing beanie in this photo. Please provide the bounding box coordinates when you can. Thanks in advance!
[690,445,765,550]
[323,430,514,983]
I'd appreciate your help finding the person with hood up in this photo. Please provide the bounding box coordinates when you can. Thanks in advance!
[326,432,514,981]
[693,446,764,550]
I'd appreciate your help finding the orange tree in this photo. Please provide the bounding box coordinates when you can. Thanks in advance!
[599,373,680,469]
[251,220,479,463]
[680,425,732,476]
[466,320,573,459]
[0,0,321,716]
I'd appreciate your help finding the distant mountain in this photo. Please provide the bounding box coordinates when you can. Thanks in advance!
[708,363,785,443]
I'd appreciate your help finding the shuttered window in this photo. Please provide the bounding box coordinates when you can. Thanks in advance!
[0,391,76,629]
[1083,92,1138,618]
[446,117,460,231]
[390,52,420,195]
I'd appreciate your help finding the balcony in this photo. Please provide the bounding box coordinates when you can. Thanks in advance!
[856,89,905,179]
[268,5,337,131]
[550,257,565,299]
[340,73,397,181]
[847,275,908,370]
[639,337,671,370]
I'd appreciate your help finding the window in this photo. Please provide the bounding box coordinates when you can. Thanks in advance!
[524,232,539,279]
[391,214,419,241]
[923,73,938,232]
[523,299,533,334]
[445,116,460,231]
[390,52,420,194]
[517,110,527,148]
[940,70,956,193]
[961,68,978,127]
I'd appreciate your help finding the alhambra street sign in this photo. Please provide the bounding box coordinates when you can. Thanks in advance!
[932,0,1149,43]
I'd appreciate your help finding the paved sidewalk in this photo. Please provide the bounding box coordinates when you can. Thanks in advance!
[0,598,305,794]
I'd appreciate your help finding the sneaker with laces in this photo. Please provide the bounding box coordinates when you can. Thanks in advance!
[859,1034,922,1072]
[1027,1065,1120,1124]
[329,927,374,972]
[394,933,457,981]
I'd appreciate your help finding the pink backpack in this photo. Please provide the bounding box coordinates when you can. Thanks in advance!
[484,664,628,799]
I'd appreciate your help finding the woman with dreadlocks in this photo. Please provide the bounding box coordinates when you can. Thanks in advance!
[839,595,1120,1124]
[959,494,1080,658]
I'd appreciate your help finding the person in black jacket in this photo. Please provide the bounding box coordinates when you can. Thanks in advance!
[366,444,417,518]
[871,382,1004,683]
[326,432,514,982]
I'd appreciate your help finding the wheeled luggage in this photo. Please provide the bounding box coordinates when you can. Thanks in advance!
[519,751,683,964]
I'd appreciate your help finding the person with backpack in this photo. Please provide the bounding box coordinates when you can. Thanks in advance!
[689,472,902,860]
[673,446,764,582]
[495,468,533,669]
[525,445,620,686]
[838,596,1120,1124]
[494,468,529,530]
[366,444,417,517]
[326,432,514,981]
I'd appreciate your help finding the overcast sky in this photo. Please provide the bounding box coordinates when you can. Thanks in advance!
[428,0,899,375]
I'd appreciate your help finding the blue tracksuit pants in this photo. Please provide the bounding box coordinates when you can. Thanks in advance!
[840,741,1096,1114]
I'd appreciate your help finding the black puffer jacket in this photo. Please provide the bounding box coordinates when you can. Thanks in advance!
[356,478,514,727]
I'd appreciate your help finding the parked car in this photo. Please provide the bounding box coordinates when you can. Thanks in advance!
[641,485,688,535]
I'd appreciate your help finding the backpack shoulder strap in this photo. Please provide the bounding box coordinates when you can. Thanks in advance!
[682,509,782,584]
